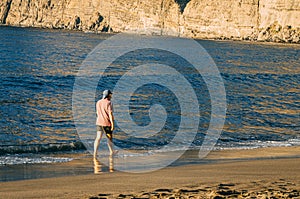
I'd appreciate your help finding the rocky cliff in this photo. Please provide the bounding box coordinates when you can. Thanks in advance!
[0,0,299,43]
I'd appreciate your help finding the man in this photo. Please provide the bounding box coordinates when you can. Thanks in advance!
[94,89,116,157]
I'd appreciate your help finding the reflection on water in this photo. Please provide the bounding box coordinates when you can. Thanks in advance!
[93,155,114,174]
[93,158,102,174]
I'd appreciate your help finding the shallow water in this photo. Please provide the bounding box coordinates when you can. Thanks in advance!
[0,26,299,168]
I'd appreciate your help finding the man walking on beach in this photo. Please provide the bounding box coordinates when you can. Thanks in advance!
[94,89,116,157]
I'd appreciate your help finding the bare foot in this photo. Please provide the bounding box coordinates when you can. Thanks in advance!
[110,150,118,156]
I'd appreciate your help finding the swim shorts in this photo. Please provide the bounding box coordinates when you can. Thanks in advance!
[96,125,113,138]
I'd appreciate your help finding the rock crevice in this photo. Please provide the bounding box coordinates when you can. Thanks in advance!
[0,0,12,24]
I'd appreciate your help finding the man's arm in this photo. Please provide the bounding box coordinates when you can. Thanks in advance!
[109,111,114,131]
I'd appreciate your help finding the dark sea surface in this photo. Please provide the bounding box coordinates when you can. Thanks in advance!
[0,26,299,169]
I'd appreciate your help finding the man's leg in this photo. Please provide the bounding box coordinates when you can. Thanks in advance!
[106,133,118,156]
[106,133,114,155]
[94,130,103,157]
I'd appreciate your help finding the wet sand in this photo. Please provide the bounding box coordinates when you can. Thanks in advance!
[0,147,299,198]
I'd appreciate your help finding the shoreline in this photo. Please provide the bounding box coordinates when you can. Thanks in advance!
[0,148,299,198]
[1,146,300,176]
[1,146,300,182]
[1,24,300,46]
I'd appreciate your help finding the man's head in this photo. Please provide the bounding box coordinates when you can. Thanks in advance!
[102,89,113,100]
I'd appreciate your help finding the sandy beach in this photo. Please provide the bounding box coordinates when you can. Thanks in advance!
[1,147,299,199]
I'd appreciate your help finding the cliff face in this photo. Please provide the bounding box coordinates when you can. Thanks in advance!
[182,0,259,39]
[257,0,300,42]
[0,0,299,43]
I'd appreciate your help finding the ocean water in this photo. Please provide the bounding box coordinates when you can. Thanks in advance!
[0,26,299,167]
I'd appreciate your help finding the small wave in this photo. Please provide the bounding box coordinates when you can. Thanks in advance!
[214,138,300,150]
[0,142,86,155]
[98,138,300,157]
[0,155,73,165]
